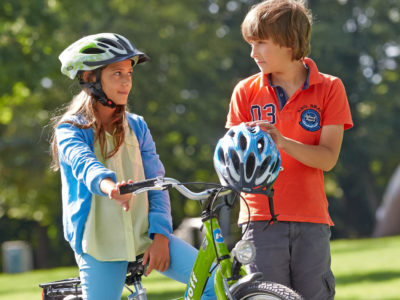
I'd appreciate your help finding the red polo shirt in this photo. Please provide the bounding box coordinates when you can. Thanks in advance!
[226,58,353,225]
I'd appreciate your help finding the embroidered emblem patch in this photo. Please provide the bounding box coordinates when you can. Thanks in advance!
[299,109,321,131]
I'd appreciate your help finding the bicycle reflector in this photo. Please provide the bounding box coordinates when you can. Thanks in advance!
[231,240,256,265]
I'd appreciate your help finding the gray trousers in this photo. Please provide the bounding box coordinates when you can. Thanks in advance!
[242,221,335,300]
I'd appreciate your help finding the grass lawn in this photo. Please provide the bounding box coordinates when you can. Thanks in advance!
[331,236,400,299]
[0,235,399,300]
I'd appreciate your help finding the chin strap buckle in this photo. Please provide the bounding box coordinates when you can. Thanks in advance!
[78,69,117,108]
[263,188,279,231]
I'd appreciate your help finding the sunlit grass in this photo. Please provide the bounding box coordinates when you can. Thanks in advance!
[331,236,400,299]
[0,267,79,300]
[0,265,185,300]
[0,235,399,300]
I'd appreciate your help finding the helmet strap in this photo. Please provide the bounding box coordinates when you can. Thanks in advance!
[262,187,279,230]
[231,163,280,227]
[79,69,117,108]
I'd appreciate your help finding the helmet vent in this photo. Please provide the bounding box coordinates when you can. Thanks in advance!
[97,38,122,49]
[97,42,110,48]
[81,47,105,54]
[271,158,280,174]
[246,153,255,178]
[257,138,265,154]
[218,148,226,165]
[260,156,271,174]
[213,123,281,193]
[239,134,247,151]
[230,149,240,172]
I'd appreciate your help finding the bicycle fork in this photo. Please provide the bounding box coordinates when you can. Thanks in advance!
[183,216,238,300]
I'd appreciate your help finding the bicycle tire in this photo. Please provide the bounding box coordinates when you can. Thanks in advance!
[232,280,303,300]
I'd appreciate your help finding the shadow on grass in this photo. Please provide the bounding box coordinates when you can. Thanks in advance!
[336,270,400,285]
[331,236,400,255]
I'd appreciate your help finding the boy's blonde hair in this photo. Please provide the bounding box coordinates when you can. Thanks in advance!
[241,0,312,60]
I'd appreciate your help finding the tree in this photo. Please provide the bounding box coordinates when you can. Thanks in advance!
[0,0,399,268]
[308,0,400,237]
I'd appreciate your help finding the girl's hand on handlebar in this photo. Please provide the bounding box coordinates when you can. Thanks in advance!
[143,234,170,275]
[101,178,133,211]
[112,180,134,211]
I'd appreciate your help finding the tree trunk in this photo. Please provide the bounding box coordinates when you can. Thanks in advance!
[372,165,400,237]
[35,225,52,268]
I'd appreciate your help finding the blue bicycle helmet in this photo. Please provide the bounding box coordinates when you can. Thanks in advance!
[213,123,281,193]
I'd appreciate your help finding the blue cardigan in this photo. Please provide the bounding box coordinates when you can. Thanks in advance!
[56,112,172,255]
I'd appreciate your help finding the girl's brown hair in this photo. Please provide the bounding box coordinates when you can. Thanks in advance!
[50,88,126,171]
[241,0,312,60]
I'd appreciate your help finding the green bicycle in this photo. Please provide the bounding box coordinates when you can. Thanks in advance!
[40,177,302,300]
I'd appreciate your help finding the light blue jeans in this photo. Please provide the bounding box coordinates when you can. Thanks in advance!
[76,234,216,300]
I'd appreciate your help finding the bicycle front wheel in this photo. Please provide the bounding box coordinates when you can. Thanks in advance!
[232,280,303,300]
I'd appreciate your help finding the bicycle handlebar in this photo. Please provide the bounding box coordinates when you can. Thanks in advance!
[118,177,231,200]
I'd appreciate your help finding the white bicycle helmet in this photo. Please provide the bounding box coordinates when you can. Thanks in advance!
[214,123,281,193]
[59,32,149,80]
[58,33,149,108]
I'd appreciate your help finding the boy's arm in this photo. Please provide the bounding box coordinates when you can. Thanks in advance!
[251,121,344,171]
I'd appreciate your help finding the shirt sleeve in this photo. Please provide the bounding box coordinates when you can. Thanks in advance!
[322,77,353,130]
[226,80,252,128]
[56,123,117,197]
[132,115,173,239]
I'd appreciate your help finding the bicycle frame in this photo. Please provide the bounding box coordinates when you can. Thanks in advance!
[178,193,247,300]
[118,177,264,300]
[39,178,260,300]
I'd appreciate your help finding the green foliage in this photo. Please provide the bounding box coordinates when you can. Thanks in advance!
[0,0,399,266]
[309,0,400,237]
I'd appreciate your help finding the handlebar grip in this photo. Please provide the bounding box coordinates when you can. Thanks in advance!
[119,178,158,194]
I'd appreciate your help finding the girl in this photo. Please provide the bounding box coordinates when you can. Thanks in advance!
[50,33,215,300]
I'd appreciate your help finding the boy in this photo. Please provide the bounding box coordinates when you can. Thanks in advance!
[225,1,353,299]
